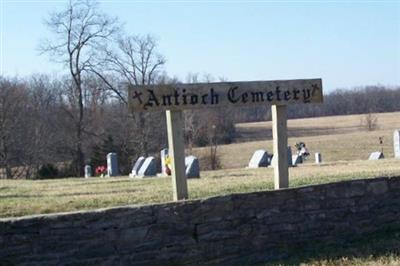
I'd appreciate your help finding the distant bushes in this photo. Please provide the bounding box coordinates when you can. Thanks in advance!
[36,164,59,179]
[234,86,400,122]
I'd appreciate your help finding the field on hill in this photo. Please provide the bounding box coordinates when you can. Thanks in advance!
[193,111,400,169]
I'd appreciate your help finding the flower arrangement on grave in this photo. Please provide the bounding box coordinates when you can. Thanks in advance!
[295,142,310,160]
[165,156,172,176]
[95,165,106,177]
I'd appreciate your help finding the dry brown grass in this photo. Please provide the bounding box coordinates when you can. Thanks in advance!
[1,111,400,219]
[196,111,400,169]
[1,159,400,218]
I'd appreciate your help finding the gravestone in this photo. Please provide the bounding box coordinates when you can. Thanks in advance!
[107,153,118,177]
[248,150,269,168]
[369,152,384,160]
[292,154,303,165]
[160,148,169,175]
[270,155,275,167]
[287,147,293,166]
[271,147,293,167]
[84,165,92,178]
[315,152,322,164]
[129,156,145,178]
[138,157,157,177]
[185,155,200,178]
[394,130,400,159]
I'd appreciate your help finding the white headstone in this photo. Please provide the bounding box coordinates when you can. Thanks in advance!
[248,150,269,168]
[271,147,293,167]
[185,155,200,178]
[394,130,400,159]
[160,148,169,175]
[369,151,384,160]
[138,156,157,177]
[107,153,118,177]
[84,165,92,178]
[287,146,293,166]
[129,156,145,178]
[292,154,302,166]
[315,152,322,164]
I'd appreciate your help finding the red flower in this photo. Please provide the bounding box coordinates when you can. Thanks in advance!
[95,165,106,175]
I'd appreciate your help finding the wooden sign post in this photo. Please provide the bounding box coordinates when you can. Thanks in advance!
[129,79,323,200]
[166,110,188,200]
[272,105,288,189]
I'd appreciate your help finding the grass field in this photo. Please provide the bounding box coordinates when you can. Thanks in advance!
[1,111,400,264]
[197,111,400,169]
[1,111,400,218]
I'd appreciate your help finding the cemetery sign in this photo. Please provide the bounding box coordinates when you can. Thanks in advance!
[129,79,323,112]
[127,78,323,201]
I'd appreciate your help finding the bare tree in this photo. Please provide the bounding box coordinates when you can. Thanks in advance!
[0,78,29,178]
[41,0,119,176]
[91,34,166,156]
[361,112,379,131]
[93,34,166,96]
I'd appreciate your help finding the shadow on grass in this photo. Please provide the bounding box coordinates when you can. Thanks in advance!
[264,226,400,265]
[235,125,362,142]
[0,188,141,199]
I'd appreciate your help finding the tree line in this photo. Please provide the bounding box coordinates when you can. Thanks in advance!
[1,74,399,179]
[0,0,399,178]
[237,85,400,122]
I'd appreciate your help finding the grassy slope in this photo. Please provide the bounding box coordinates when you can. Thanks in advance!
[195,111,400,169]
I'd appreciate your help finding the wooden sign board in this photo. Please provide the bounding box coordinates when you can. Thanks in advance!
[128,79,323,112]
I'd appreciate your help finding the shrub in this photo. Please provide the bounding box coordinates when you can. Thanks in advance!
[361,113,378,131]
[37,164,59,179]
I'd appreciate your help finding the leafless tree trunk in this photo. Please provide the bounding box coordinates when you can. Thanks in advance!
[0,78,28,178]
[361,112,379,131]
[41,0,119,176]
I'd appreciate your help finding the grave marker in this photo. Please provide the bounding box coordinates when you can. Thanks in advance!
[106,153,118,177]
[128,78,323,200]
[138,157,157,177]
[292,154,302,166]
[270,147,293,169]
[369,152,384,160]
[287,146,293,167]
[394,130,400,159]
[84,165,92,178]
[248,150,269,168]
[315,152,322,164]
[185,156,200,178]
[129,156,145,178]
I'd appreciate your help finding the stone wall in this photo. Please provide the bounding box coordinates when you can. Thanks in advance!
[1,176,400,265]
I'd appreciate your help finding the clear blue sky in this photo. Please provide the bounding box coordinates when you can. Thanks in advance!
[1,0,399,92]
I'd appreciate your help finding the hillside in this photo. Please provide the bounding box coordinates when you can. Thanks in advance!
[191,111,400,169]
